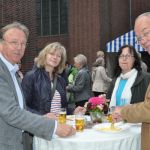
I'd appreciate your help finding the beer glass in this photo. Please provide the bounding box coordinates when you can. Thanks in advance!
[75,113,85,132]
[58,108,66,124]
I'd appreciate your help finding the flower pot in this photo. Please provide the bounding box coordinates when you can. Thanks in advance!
[90,112,102,123]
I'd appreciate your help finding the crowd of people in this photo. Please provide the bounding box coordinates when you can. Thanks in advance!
[0,12,149,150]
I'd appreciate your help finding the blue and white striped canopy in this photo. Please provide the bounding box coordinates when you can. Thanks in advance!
[106,30,145,52]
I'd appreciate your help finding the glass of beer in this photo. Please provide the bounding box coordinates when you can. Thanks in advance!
[75,113,85,132]
[106,106,115,123]
[58,108,66,124]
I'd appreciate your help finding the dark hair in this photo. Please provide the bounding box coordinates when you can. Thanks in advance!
[114,45,141,77]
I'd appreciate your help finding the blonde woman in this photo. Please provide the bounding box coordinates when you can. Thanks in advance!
[22,42,73,115]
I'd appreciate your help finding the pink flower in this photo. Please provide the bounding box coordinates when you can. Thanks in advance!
[88,97,106,106]
[97,104,103,110]
[85,96,109,114]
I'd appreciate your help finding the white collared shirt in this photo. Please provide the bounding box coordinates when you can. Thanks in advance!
[0,54,58,136]
[0,54,24,109]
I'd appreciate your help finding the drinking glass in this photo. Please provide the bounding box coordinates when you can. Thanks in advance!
[107,106,115,122]
[58,108,67,124]
[75,113,85,132]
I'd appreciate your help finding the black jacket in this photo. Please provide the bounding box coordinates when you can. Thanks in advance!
[106,71,150,104]
[22,67,73,115]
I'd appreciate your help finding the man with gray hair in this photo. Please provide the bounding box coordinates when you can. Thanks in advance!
[112,12,150,150]
[0,22,76,150]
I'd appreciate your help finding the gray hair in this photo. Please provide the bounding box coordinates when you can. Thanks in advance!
[74,54,87,68]
[135,12,150,23]
[1,21,29,40]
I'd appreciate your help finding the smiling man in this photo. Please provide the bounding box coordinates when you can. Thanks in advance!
[112,12,150,150]
[0,22,76,150]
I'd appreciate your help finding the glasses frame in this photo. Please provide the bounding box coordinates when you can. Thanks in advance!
[136,30,150,44]
[119,54,134,60]
[3,39,28,48]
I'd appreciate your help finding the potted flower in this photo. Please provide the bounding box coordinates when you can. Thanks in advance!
[84,97,108,123]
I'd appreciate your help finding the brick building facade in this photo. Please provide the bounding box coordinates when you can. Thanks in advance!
[0,0,150,73]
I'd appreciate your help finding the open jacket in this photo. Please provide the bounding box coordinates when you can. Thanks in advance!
[106,71,150,104]
[0,58,55,150]
[22,67,73,115]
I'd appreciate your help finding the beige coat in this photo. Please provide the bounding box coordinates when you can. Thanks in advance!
[92,66,112,93]
[121,83,150,150]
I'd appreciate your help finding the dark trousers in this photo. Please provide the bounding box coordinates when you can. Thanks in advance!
[22,132,33,150]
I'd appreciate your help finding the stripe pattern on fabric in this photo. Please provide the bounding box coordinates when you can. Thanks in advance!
[50,90,61,115]
[106,30,145,52]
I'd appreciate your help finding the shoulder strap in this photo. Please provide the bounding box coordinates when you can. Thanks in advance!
[51,75,57,99]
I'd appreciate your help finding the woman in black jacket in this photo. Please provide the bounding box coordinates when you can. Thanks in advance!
[22,42,83,116]
[107,45,150,107]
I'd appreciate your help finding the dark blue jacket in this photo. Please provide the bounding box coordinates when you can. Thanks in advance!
[22,67,73,115]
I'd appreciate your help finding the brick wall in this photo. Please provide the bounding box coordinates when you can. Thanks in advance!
[68,0,101,67]
[0,0,149,73]
[0,0,38,73]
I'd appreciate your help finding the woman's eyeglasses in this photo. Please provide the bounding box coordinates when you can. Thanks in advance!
[119,55,134,60]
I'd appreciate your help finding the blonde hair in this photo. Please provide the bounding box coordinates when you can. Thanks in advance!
[35,42,67,74]
[96,51,104,58]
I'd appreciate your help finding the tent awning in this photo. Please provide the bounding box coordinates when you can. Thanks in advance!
[106,30,145,52]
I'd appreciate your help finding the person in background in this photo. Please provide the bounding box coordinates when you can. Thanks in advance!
[107,45,150,107]
[112,12,150,150]
[92,57,112,96]
[0,22,75,150]
[66,62,78,109]
[66,54,93,107]
[96,50,105,62]
[59,63,68,85]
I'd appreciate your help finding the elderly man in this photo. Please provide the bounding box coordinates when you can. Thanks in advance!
[113,12,150,150]
[0,22,76,150]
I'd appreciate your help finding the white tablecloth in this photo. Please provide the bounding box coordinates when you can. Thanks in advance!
[33,122,141,150]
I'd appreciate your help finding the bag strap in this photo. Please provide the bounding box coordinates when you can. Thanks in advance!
[51,75,57,99]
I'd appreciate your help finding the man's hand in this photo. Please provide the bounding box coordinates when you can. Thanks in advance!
[112,107,123,122]
[55,124,76,137]
[44,113,57,120]
[74,106,86,115]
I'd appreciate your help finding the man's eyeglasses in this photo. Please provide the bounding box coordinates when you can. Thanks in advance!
[136,30,150,44]
[3,40,28,48]
[119,54,134,59]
